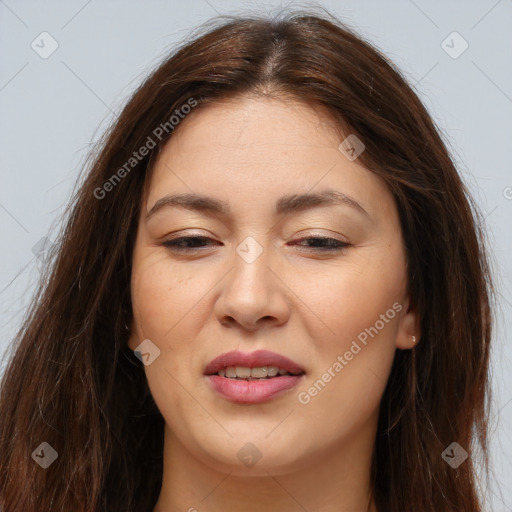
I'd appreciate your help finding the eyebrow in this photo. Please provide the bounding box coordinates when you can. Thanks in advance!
[145,190,369,222]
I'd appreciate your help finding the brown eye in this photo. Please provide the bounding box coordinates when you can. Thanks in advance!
[291,237,350,251]
[162,236,220,251]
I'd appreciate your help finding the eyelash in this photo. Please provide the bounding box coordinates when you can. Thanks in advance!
[162,236,350,252]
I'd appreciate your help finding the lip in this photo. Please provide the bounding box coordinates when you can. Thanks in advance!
[204,349,304,376]
[207,374,303,404]
[204,350,305,404]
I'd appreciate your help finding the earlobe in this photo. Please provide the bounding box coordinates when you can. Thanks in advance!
[395,297,421,350]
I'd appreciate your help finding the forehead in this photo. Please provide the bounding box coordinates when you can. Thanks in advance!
[160,95,343,164]
[145,95,395,221]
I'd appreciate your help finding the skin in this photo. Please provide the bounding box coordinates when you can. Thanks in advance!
[128,94,420,512]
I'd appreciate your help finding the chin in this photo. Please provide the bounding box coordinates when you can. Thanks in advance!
[194,435,313,477]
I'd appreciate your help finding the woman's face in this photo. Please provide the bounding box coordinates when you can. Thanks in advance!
[128,95,418,476]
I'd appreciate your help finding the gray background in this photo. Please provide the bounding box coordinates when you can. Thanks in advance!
[1,0,511,509]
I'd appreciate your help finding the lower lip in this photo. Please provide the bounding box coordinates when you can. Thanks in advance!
[206,375,303,404]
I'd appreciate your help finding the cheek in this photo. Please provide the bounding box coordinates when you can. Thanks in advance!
[289,247,406,348]
[289,249,405,441]
[131,255,205,342]
[130,258,211,428]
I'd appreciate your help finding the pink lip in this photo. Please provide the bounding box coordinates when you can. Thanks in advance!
[207,374,303,404]
[204,349,304,375]
[204,350,305,404]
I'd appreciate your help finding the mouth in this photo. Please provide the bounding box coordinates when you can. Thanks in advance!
[215,366,303,379]
[204,350,305,404]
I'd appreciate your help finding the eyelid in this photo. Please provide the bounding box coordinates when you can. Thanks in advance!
[290,236,350,251]
[163,229,348,242]
[163,228,214,238]
[289,229,350,243]
[162,233,351,255]
[161,235,219,252]
[299,228,345,236]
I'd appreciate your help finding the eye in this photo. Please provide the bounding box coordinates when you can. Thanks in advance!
[162,235,351,253]
[162,236,220,251]
[290,236,351,252]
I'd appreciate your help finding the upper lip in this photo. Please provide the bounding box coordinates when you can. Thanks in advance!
[204,350,305,376]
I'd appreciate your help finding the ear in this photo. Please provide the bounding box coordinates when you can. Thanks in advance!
[395,295,421,350]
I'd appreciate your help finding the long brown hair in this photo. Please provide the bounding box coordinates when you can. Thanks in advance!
[0,9,494,511]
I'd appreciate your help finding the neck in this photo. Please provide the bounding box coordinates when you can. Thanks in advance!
[153,419,378,512]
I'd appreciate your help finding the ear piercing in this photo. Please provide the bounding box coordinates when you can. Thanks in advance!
[412,335,416,343]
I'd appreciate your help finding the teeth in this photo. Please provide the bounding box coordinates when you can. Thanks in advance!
[267,366,278,377]
[235,366,251,378]
[218,366,294,379]
[225,366,237,378]
[250,366,267,378]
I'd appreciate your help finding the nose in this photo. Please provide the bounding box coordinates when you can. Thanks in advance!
[213,243,290,331]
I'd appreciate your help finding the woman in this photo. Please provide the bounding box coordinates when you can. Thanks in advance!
[0,10,493,512]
